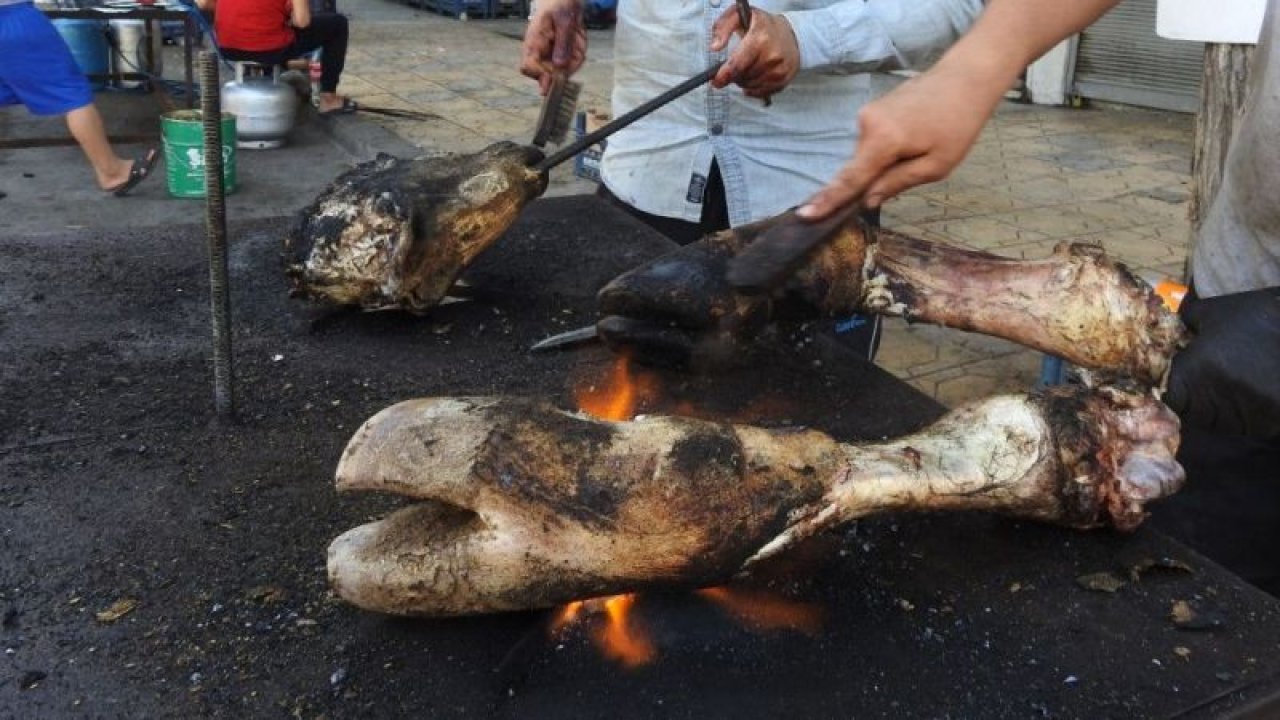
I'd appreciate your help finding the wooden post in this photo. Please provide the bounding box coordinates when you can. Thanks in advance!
[1189,43,1255,267]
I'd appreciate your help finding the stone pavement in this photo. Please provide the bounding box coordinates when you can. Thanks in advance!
[344,0,1194,406]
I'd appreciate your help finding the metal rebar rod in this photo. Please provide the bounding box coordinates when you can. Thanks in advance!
[200,50,235,419]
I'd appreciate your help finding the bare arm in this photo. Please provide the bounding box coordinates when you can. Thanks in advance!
[194,0,215,11]
[519,0,587,95]
[798,0,1123,219]
[290,0,312,29]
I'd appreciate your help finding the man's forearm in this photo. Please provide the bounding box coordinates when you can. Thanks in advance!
[782,0,984,73]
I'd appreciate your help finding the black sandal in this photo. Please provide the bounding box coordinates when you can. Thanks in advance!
[318,97,359,116]
[108,148,160,197]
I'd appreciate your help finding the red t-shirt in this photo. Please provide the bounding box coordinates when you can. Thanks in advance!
[215,0,295,52]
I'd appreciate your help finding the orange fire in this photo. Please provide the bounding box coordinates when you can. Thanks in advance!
[551,599,585,634]
[557,355,821,668]
[574,354,663,421]
[550,594,655,668]
[696,586,824,636]
[596,594,655,667]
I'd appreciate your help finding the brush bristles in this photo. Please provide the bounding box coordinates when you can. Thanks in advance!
[532,73,582,148]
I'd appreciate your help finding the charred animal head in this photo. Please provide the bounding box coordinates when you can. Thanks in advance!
[283,142,548,312]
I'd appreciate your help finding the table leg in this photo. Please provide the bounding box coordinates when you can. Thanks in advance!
[144,19,156,93]
[184,18,195,109]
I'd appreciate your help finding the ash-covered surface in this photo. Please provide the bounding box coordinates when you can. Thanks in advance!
[1,196,1278,718]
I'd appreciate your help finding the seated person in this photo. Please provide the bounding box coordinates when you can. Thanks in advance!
[198,0,355,115]
[1,0,158,195]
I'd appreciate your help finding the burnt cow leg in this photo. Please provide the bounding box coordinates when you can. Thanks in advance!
[327,386,1183,617]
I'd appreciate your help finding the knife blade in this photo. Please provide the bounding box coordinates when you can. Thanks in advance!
[530,324,600,352]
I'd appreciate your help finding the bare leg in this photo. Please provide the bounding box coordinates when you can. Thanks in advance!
[64,104,131,190]
[317,92,350,113]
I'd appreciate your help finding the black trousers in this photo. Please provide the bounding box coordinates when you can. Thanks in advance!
[596,162,882,360]
[220,14,349,93]
[1150,430,1280,597]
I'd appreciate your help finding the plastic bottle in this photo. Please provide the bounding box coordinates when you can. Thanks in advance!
[308,58,322,107]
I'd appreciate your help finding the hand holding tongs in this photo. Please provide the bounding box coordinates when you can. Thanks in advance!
[733,0,772,107]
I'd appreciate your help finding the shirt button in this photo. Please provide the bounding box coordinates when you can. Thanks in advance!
[709,0,721,6]
[710,124,724,135]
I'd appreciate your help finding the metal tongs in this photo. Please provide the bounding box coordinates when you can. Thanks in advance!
[735,0,772,107]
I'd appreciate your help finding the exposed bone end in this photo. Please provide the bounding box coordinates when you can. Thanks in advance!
[1042,243,1188,384]
[863,234,1188,384]
[1039,385,1185,531]
[744,387,1183,567]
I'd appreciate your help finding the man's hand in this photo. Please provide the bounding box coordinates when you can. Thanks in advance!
[1164,287,1280,439]
[710,7,800,99]
[797,61,1007,219]
[596,213,869,367]
[520,0,587,94]
[795,0,1125,220]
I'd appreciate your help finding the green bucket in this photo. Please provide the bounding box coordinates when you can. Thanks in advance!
[161,110,238,198]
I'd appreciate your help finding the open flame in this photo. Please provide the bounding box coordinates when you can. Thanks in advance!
[573,353,661,421]
[554,355,825,668]
[561,356,660,667]
[598,594,656,667]
[696,586,824,636]
[550,595,654,668]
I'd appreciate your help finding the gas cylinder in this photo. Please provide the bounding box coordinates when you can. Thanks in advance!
[222,63,300,150]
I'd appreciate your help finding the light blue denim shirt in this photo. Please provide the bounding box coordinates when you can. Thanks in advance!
[601,0,984,226]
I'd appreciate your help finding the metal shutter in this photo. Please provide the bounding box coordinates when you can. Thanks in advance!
[1073,0,1204,112]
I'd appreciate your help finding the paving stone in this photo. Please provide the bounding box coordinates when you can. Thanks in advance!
[1058,228,1182,270]
[1132,185,1190,205]
[1032,151,1131,173]
[880,195,973,225]
[1073,200,1163,230]
[918,187,1035,216]
[360,71,437,93]
[986,207,1112,238]
[1003,176,1079,205]
[931,351,1042,407]
[398,89,464,108]
[1045,132,1117,152]
[916,216,1048,250]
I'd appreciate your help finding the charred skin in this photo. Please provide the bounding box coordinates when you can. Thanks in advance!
[327,386,1183,617]
[283,142,548,312]
[597,213,1186,384]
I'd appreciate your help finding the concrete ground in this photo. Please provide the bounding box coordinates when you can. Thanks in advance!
[5,0,1195,407]
[330,0,1195,407]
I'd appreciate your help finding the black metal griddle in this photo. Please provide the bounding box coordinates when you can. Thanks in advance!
[2,196,1279,719]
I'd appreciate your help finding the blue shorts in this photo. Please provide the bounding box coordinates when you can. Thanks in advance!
[0,2,94,116]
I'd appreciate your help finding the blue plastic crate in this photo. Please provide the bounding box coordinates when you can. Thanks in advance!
[418,0,490,18]
[487,0,528,18]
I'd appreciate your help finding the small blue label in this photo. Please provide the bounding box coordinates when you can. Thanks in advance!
[835,315,868,333]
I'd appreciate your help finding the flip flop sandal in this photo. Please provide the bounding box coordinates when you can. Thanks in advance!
[318,97,359,116]
[108,148,160,197]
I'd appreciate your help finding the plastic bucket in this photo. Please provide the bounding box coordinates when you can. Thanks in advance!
[161,110,238,198]
[52,20,109,91]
